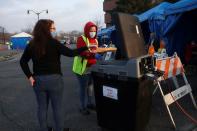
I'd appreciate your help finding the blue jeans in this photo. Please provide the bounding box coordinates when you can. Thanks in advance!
[33,74,64,131]
[76,74,94,109]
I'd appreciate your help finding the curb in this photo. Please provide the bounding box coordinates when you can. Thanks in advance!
[0,52,19,62]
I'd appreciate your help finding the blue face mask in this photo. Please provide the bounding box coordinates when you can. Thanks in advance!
[51,31,57,38]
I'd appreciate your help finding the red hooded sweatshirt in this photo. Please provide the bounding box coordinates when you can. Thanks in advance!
[77,22,98,67]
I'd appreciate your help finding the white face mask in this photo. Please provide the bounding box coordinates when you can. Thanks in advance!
[51,31,57,38]
[89,32,96,38]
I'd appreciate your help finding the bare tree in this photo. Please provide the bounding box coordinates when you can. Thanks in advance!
[115,0,179,14]
[94,15,104,31]
[21,24,33,34]
[57,30,83,44]
[69,30,82,44]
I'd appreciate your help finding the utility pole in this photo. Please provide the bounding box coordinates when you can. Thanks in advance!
[3,28,5,45]
[0,26,5,44]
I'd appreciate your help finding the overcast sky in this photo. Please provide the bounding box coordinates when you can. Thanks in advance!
[0,0,105,33]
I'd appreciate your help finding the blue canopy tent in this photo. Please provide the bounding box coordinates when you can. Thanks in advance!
[97,26,116,37]
[136,2,172,47]
[165,0,197,15]
[137,2,171,23]
[148,0,197,62]
[97,26,116,46]
[10,32,32,50]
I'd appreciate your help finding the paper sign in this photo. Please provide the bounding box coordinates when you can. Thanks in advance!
[104,52,112,60]
[103,86,118,100]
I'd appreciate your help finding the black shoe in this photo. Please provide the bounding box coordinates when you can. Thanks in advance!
[79,108,90,115]
[64,128,70,131]
[48,127,69,131]
[87,104,96,110]
[48,127,53,131]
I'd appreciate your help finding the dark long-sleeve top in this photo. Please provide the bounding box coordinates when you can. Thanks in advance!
[20,39,88,79]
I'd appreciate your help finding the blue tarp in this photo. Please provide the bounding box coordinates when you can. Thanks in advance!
[97,26,115,37]
[148,0,197,61]
[137,2,171,22]
[97,26,116,45]
[165,0,197,15]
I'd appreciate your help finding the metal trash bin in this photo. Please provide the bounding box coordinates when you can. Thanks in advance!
[91,55,153,131]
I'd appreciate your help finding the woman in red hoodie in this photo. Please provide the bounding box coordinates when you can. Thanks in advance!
[76,21,98,115]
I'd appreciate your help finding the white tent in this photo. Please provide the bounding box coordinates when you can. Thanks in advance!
[11,32,32,38]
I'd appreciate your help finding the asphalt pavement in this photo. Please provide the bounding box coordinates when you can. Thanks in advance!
[0,50,196,131]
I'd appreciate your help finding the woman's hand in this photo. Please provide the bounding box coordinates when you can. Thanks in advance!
[88,45,98,53]
[89,50,97,53]
[29,76,35,87]
[88,45,97,48]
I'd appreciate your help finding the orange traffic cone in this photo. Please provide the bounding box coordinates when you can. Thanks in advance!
[148,43,155,56]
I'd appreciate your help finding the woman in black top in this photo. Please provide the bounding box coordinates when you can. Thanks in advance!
[20,19,89,131]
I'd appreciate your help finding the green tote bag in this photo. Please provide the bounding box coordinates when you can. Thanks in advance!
[72,56,88,75]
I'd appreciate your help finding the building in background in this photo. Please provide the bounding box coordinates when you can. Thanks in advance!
[103,0,118,27]
[58,30,82,45]
[103,0,162,27]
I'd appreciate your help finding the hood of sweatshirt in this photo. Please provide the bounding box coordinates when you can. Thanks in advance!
[84,21,98,39]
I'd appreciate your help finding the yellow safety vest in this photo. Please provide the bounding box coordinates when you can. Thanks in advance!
[72,35,91,75]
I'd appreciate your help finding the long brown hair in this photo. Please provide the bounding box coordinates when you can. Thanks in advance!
[30,19,54,58]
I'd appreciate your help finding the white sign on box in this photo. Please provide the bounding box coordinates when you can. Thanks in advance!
[103,86,118,100]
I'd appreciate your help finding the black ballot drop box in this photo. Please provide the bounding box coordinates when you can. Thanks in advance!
[91,56,153,131]
[91,12,154,131]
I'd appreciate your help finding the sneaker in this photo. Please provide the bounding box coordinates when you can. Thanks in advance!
[87,104,96,110]
[79,108,90,115]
